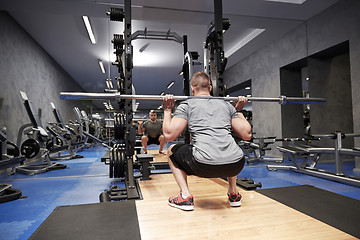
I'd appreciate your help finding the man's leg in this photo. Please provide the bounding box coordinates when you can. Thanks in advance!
[227,175,242,207]
[141,135,148,153]
[166,145,194,211]
[227,176,237,194]
[158,135,165,153]
[168,145,190,197]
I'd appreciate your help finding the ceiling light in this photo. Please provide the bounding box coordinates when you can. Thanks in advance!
[264,0,306,4]
[139,43,150,53]
[98,60,106,74]
[82,16,96,44]
[105,79,113,89]
[245,87,251,90]
[167,81,175,89]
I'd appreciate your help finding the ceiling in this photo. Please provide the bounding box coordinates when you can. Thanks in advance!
[0,0,340,111]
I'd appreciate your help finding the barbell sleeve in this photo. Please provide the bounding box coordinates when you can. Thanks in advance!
[60,92,326,105]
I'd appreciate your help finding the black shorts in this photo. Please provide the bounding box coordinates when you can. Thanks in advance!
[169,143,245,178]
[147,135,160,145]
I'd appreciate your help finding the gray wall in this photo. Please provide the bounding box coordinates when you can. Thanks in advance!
[224,0,360,168]
[225,22,308,156]
[280,67,304,138]
[0,11,94,143]
[309,53,353,141]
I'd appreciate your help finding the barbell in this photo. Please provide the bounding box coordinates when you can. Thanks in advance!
[60,92,326,105]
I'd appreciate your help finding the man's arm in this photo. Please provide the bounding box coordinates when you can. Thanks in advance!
[162,95,188,141]
[231,113,252,140]
[137,120,145,135]
[231,96,252,141]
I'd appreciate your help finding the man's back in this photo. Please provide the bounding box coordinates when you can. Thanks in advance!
[174,98,243,165]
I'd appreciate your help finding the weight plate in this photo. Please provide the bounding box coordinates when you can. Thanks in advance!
[20,139,40,158]
[119,147,124,178]
[114,146,119,178]
[119,113,125,140]
[110,147,114,178]
[114,114,120,140]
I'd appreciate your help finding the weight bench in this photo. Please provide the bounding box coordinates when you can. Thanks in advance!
[238,136,283,164]
[267,132,360,187]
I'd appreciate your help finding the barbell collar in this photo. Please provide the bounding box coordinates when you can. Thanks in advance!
[60,92,326,105]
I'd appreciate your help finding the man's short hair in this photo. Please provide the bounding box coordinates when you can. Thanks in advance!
[149,110,156,115]
[191,72,211,92]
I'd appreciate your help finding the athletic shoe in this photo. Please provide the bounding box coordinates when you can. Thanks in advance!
[159,150,165,155]
[168,193,194,211]
[144,150,148,154]
[228,192,242,207]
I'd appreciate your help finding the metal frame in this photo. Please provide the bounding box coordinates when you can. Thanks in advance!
[267,132,360,187]
[238,137,284,164]
[132,29,183,44]
[204,0,226,97]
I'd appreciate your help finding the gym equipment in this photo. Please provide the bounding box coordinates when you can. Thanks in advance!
[134,154,171,180]
[204,0,227,97]
[135,154,154,180]
[238,136,283,164]
[16,91,67,175]
[1,129,25,175]
[100,144,141,200]
[0,184,23,204]
[99,185,128,202]
[60,92,326,105]
[236,178,262,190]
[48,102,84,160]
[107,7,124,22]
[222,177,262,190]
[113,113,125,140]
[20,138,40,159]
[72,107,111,149]
[1,130,25,203]
[267,132,360,187]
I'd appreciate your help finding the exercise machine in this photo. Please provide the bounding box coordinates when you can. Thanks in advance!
[16,91,67,175]
[267,132,360,187]
[73,107,111,149]
[47,102,84,160]
[0,129,25,203]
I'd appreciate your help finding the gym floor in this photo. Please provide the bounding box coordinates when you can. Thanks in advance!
[1,143,360,240]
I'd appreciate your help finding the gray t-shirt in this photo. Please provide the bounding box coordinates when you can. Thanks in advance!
[174,98,244,165]
[143,120,162,138]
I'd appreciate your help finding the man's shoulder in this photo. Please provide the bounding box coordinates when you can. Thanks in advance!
[143,120,151,126]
